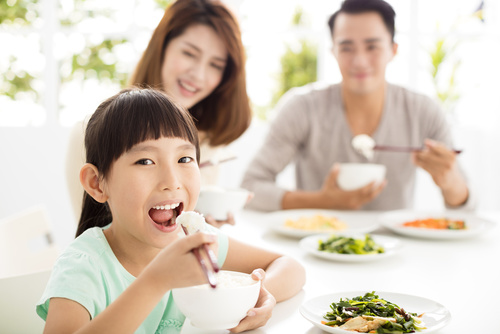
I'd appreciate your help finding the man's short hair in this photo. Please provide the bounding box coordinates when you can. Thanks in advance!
[328,0,396,42]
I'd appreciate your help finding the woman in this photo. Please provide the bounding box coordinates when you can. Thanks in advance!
[129,0,251,184]
[67,0,251,227]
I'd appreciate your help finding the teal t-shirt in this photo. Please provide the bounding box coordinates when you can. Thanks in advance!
[36,224,228,334]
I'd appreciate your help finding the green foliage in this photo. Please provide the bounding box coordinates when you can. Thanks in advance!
[0,0,39,25]
[0,56,38,100]
[269,6,317,113]
[154,0,172,9]
[428,37,461,113]
[64,39,129,87]
[272,40,317,107]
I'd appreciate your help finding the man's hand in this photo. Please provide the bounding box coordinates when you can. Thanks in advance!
[319,164,386,210]
[412,139,468,207]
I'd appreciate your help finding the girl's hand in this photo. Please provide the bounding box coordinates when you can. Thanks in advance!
[229,269,276,333]
[145,232,218,291]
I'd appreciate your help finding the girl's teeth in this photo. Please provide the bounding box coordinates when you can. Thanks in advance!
[153,203,180,210]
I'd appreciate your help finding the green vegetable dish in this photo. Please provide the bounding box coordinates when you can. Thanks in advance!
[323,291,425,333]
[318,234,385,255]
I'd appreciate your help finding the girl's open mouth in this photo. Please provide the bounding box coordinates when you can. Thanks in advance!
[148,202,184,229]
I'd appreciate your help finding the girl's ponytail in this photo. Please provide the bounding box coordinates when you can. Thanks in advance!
[76,192,111,237]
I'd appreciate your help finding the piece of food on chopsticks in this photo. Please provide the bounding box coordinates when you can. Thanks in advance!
[177,211,210,234]
[322,291,425,333]
[402,218,466,230]
[284,214,347,231]
[176,211,219,288]
[318,234,385,255]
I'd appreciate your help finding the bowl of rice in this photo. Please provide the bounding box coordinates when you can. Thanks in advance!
[172,270,260,330]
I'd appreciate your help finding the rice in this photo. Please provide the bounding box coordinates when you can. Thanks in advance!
[216,271,256,288]
[177,211,208,234]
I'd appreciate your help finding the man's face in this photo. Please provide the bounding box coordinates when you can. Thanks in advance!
[331,12,398,95]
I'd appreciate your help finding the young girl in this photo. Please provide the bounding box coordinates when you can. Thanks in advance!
[38,88,305,333]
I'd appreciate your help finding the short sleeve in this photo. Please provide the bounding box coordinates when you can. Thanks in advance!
[36,251,106,320]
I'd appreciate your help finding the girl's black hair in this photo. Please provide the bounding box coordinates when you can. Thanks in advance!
[76,88,199,237]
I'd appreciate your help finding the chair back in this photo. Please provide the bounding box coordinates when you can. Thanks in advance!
[0,206,60,277]
[0,269,51,333]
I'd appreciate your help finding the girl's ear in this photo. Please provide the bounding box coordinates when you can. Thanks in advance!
[80,163,108,203]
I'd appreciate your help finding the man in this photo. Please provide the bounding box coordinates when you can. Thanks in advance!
[241,0,473,211]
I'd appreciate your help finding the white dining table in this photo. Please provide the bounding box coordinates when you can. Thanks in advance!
[181,209,500,334]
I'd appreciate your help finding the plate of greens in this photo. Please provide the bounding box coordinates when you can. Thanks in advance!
[299,233,402,262]
[300,291,451,333]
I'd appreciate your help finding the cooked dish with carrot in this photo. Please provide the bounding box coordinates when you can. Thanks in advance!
[284,214,347,231]
[322,291,425,333]
[402,218,466,230]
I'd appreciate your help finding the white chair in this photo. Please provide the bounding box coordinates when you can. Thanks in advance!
[0,206,60,333]
[0,268,52,333]
[0,205,60,278]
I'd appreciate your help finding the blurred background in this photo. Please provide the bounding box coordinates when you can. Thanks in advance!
[1,0,499,248]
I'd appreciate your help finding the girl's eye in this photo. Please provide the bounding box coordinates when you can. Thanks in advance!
[178,156,194,164]
[136,159,154,165]
[183,51,195,58]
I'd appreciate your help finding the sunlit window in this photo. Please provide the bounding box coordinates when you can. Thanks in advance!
[1,0,499,128]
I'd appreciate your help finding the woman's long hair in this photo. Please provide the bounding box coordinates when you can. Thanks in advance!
[76,88,199,237]
[129,0,251,147]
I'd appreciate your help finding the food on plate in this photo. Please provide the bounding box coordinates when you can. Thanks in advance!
[322,291,425,333]
[402,218,466,230]
[284,214,347,231]
[318,234,384,255]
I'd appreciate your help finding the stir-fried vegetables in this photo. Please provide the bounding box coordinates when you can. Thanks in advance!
[322,291,425,333]
[402,218,466,230]
[318,234,384,255]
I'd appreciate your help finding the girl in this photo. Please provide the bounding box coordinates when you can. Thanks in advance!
[38,88,305,333]
[67,0,251,227]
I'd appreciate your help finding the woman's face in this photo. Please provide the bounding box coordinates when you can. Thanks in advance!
[161,24,228,109]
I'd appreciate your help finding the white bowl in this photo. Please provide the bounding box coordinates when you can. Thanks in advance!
[195,186,249,220]
[337,163,386,191]
[172,270,260,330]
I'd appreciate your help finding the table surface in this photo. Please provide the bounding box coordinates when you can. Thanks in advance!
[181,209,500,334]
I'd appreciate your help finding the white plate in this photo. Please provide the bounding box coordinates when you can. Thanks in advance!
[300,291,451,334]
[379,210,496,240]
[299,233,402,262]
[265,209,380,238]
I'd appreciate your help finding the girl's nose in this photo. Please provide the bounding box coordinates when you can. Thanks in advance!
[159,166,181,190]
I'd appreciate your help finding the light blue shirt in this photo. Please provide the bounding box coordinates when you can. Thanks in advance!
[36,224,228,334]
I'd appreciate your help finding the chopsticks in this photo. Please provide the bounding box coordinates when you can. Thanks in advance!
[173,211,219,288]
[374,145,462,154]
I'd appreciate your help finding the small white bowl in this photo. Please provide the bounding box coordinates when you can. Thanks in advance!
[195,186,249,220]
[172,270,260,330]
[337,163,386,191]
